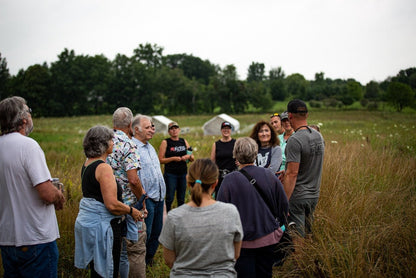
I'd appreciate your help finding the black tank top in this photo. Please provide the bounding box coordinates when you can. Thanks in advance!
[164,138,187,174]
[81,160,122,203]
[215,139,236,171]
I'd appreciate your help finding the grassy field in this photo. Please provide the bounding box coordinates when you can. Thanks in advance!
[1,110,416,277]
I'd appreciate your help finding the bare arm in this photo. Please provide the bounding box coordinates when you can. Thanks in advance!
[210,142,216,162]
[283,161,299,200]
[35,181,65,210]
[97,163,142,221]
[158,140,181,164]
[234,241,242,260]
[163,246,176,268]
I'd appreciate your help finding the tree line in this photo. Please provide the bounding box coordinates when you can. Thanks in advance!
[0,43,415,117]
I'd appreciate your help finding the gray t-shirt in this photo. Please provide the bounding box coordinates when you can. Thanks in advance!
[159,202,243,278]
[285,127,325,200]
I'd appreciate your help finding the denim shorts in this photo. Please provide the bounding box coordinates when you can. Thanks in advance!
[1,241,58,278]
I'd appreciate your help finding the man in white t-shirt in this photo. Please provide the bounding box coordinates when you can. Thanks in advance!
[0,96,65,277]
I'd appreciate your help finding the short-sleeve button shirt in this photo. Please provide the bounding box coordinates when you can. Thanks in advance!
[106,129,141,206]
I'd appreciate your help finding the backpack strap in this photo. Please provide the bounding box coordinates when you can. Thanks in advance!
[239,168,278,219]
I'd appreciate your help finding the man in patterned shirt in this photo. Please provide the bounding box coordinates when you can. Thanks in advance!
[107,107,146,278]
[132,114,166,267]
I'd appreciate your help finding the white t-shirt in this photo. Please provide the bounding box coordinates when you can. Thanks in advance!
[0,132,59,246]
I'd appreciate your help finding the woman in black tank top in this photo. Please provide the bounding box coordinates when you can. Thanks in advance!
[75,126,144,278]
[210,121,237,199]
[158,121,194,212]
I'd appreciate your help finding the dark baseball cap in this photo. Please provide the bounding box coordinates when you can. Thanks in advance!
[221,121,232,129]
[287,99,308,113]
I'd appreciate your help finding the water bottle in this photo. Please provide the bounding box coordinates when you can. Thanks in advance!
[186,147,192,163]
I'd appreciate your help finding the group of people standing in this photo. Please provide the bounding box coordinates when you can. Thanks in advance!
[0,96,324,278]
[159,100,325,278]
[74,109,195,278]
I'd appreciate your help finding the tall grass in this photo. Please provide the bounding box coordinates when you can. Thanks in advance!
[0,111,415,277]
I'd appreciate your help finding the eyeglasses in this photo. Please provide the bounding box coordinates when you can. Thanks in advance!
[26,107,32,114]
[270,113,279,118]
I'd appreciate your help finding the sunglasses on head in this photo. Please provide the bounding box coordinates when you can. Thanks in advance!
[270,113,279,118]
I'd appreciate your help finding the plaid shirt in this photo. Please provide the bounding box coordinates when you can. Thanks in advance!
[106,129,141,206]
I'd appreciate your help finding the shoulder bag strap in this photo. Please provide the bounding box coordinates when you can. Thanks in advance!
[239,168,278,218]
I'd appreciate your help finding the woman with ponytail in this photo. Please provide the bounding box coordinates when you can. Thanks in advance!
[159,158,243,277]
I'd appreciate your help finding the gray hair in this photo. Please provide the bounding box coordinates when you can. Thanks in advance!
[131,114,152,135]
[0,96,29,135]
[112,107,133,128]
[83,125,114,158]
[233,137,258,165]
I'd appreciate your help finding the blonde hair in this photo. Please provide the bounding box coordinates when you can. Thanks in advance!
[187,159,218,206]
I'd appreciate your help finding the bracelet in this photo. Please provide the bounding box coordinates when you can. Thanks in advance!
[129,206,133,215]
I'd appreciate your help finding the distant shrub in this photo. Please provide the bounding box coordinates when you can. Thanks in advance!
[367,101,379,110]
[309,100,322,108]
[360,98,369,107]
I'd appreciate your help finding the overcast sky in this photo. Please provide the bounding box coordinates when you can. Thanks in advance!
[1,0,415,84]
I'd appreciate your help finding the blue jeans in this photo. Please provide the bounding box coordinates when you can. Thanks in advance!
[144,198,164,264]
[119,239,129,278]
[164,172,187,211]
[1,241,58,278]
[235,244,275,278]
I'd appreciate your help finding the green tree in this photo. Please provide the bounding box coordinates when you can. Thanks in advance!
[247,62,265,82]
[163,54,217,85]
[0,53,11,100]
[286,73,308,99]
[268,67,286,101]
[386,82,415,111]
[365,81,380,100]
[345,79,363,103]
[133,43,163,70]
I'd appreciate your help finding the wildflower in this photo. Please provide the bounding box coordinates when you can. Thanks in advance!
[331,141,338,144]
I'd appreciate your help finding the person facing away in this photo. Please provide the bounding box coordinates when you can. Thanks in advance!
[217,137,289,278]
[158,121,194,212]
[0,96,65,278]
[106,107,146,278]
[282,99,325,239]
[270,112,284,135]
[210,121,237,199]
[277,111,295,173]
[159,158,243,278]
[75,126,143,278]
[132,114,166,268]
[249,120,282,174]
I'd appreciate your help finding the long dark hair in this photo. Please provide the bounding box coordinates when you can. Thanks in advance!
[249,120,280,147]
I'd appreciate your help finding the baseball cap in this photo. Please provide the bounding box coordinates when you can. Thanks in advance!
[287,99,308,113]
[168,121,179,129]
[221,121,232,129]
[280,111,289,120]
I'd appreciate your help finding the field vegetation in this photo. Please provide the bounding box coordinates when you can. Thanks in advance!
[1,109,415,277]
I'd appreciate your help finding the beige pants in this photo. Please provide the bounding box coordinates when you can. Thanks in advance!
[126,222,147,278]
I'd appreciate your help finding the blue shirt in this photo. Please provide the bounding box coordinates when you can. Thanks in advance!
[75,198,120,278]
[132,137,166,202]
